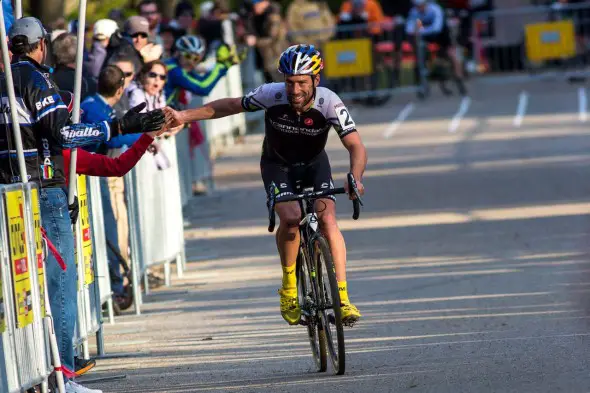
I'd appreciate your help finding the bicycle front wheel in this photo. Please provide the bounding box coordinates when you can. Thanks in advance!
[313,235,346,375]
[297,247,327,372]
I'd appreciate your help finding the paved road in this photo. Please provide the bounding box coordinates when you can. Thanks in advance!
[88,79,590,392]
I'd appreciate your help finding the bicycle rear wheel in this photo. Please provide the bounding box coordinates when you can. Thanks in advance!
[313,236,346,375]
[297,247,327,372]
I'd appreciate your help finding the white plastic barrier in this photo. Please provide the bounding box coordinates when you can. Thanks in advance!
[0,183,52,392]
[126,137,186,314]
[72,175,107,359]
[88,176,115,329]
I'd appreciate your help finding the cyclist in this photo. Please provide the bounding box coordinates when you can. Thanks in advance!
[164,44,367,326]
[405,0,466,95]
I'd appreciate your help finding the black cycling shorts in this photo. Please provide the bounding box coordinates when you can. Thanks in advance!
[261,150,336,202]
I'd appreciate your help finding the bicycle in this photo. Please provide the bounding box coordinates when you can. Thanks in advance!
[267,173,363,375]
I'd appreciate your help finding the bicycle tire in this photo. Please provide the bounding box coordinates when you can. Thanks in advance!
[297,247,327,372]
[313,235,346,375]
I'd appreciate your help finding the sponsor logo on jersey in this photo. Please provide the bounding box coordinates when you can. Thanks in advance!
[279,183,288,188]
[304,118,313,126]
[40,138,53,180]
[275,92,283,100]
[61,127,102,139]
[35,95,55,110]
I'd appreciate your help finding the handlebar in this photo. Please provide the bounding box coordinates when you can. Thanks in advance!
[267,173,364,233]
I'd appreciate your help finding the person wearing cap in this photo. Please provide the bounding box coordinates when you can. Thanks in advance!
[84,19,119,79]
[1,16,166,393]
[105,15,162,73]
[51,32,97,100]
[137,0,163,45]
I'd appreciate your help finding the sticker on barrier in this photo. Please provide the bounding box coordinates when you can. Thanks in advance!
[323,38,373,78]
[30,187,45,317]
[78,175,94,286]
[525,20,576,63]
[5,188,33,328]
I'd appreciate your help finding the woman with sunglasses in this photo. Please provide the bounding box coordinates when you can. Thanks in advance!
[129,60,169,113]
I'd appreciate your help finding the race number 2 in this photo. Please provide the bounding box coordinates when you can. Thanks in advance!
[337,107,356,131]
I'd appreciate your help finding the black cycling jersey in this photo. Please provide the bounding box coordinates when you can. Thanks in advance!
[241,83,358,164]
[0,57,112,187]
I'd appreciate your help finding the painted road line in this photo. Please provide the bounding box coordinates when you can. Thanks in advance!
[449,96,471,133]
[579,87,587,122]
[384,103,415,139]
[513,91,528,127]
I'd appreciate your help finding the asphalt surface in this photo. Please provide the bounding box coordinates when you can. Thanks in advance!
[86,78,590,392]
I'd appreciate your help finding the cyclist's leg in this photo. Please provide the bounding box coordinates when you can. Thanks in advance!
[261,157,302,324]
[309,152,361,321]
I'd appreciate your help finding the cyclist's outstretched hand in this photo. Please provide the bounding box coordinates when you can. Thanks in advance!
[163,106,185,129]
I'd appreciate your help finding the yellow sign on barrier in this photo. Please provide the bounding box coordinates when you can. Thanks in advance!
[5,189,33,328]
[525,20,576,62]
[323,38,373,78]
[30,188,45,317]
[78,175,94,286]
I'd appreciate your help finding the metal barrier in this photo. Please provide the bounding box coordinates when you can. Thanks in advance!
[125,137,187,315]
[472,3,590,79]
[0,183,52,392]
[88,176,115,328]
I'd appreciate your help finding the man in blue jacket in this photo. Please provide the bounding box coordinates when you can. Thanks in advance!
[81,62,142,313]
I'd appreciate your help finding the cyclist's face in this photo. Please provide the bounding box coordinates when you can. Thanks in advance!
[285,75,318,111]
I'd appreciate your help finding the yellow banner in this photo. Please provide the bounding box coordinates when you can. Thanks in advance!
[30,188,45,317]
[323,38,373,78]
[77,175,94,286]
[525,20,576,62]
[6,189,34,328]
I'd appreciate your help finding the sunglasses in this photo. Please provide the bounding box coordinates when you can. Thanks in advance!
[123,71,134,78]
[131,32,148,39]
[148,71,166,81]
[182,52,202,62]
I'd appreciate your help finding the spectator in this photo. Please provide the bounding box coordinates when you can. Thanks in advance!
[107,56,137,118]
[240,0,288,83]
[129,60,168,112]
[80,65,142,309]
[164,35,240,109]
[105,16,162,73]
[51,32,97,99]
[171,1,197,33]
[159,23,186,59]
[84,19,119,79]
[137,0,163,45]
[3,16,164,393]
[198,0,231,52]
[338,0,386,37]
[286,0,336,48]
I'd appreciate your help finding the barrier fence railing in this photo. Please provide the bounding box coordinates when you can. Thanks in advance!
[472,2,590,80]
[0,183,53,393]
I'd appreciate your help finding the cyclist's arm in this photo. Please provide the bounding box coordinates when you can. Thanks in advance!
[341,131,367,182]
[173,97,244,124]
[326,93,366,180]
[421,4,444,35]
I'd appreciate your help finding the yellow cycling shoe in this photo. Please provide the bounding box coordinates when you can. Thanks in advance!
[278,288,301,325]
[340,302,361,326]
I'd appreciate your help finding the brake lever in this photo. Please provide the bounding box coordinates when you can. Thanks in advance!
[347,173,364,206]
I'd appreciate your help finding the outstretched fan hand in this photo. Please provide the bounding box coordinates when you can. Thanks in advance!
[117,103,167,135]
